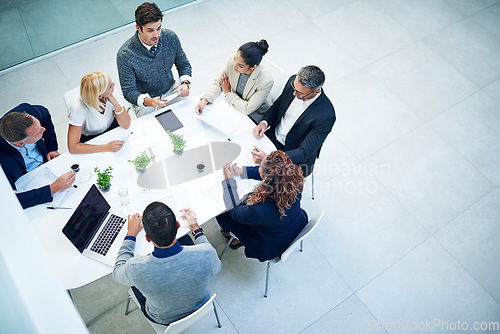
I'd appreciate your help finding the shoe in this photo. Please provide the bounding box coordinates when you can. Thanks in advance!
[220,229,232,241]
[229,238,244,250]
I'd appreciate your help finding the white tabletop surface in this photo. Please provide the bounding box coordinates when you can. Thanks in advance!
[23,96,275,289]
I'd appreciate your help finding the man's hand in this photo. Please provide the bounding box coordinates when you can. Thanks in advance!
[179,208,199,231]
[220,73,230,94]
[105,140,124,152]
[50,171,76,194]
[251,146,267,165]
[195,98,208,115]
[177,83,190,97]
[144,96,167,109]
[127,213,143,237]
[46,151,60,161]
[253,122,267,138]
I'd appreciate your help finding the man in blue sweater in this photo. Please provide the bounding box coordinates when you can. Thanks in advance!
[113,202,221,325]
[117,2,192,117]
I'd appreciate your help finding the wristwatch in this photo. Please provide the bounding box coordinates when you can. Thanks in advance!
[192,227,203,237]
[181,80,190,87]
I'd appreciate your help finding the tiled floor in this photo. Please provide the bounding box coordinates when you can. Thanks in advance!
[1,0,500,333]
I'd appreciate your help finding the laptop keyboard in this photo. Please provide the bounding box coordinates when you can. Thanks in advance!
[90,214,126,256]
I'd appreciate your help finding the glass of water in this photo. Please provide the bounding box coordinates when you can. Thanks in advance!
[118,187,130,206]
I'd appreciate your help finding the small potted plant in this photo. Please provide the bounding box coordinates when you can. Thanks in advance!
[166,130,186,156]
[128,150,156,174]
[94,166,113,192]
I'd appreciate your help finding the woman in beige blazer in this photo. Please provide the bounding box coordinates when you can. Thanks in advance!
[195,40,274,123]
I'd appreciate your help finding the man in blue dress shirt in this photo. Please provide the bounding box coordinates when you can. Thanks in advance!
[0,103,75,208]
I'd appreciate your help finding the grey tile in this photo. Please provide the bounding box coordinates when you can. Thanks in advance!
[436,188,500,304]
[357,238,500,333]
[310,173,429,291]
[330,70,423,160]
[364,125,494,234]
[313,1,416,66]
[301,295,384,334]
[289,0,357,19]
[425,18,500,88]
[266,21,363,82]
[429,91,500,185]
[211,237,352,334]
[0,58,71,123]
[483,78,500,104]
[70,274,130,324]
[367,41,479,121]
[472,2,500,38]
[446,0,500,16]
[372,0,466,39]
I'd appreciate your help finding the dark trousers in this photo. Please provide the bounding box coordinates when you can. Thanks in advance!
[131,234,194,325]
[80,118,119,143]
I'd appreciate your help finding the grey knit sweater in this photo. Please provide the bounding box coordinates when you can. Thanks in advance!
[116,29,192,105]
[112,235,221,324]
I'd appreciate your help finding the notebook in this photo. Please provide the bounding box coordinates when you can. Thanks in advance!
[62,184,127,267]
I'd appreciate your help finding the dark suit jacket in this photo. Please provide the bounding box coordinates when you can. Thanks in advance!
[0,103,58,208]
[220,166,308,262]
[262,75,336,176]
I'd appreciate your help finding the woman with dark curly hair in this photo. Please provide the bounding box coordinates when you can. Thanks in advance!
[216,150,308,262]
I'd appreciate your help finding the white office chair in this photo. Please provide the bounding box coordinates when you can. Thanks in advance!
[260,58,285,103]
[219,210,325,297]
[125,289,221,334]
[63,87,80,116]
[264,209,324,297]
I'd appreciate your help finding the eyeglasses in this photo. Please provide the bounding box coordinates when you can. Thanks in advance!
[290,81,315,99]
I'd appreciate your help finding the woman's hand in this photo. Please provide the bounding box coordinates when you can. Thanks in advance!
[195,98,208,115]
[223,163,235,179]
[105,140,124,152]
[220,73,231,94]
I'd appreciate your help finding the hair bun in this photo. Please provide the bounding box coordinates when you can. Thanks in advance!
[256,39,269,55]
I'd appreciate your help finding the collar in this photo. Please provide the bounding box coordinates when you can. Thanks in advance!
[152,241,183,258]
[300,91,321,106]
[137,31,155,51]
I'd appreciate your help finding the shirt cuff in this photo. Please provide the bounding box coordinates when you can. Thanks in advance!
[137,93,150,108]
[179,75,192,85]
[125,235,136,242]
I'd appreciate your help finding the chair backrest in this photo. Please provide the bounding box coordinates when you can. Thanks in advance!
[280,210,324,263]
[162,294,217,334]
[260,58,285,103]
[63,87,80,116]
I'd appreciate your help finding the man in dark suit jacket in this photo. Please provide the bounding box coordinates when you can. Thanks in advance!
[252,65,336,177]
[0,103,75,208]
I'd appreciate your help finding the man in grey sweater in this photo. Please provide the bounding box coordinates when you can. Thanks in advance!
[117,2,192,116]
[113,202,221,325]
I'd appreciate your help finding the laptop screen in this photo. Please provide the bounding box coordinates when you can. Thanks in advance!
[62,184,111,253]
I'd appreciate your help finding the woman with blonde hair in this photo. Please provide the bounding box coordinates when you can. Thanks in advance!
[217,150,308,262]
[67,72,131,153]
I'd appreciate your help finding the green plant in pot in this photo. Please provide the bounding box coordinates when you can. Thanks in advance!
[94,166,113,192]
[128,150,156,174]
[166,130,186,156]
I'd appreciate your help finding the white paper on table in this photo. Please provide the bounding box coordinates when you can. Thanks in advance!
[14,166,75,206]
[230,128,277,166]
[195,99,241,134]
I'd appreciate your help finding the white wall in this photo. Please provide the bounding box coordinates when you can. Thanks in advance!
[0,170,88,334]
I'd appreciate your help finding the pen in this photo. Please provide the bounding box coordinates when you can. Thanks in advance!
[47,206,72,210]
[180,209,196,220]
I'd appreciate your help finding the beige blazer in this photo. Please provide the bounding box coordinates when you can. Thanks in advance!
[202,56,274,115]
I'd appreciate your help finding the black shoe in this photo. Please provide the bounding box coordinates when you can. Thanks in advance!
[229,239,244,250]
[220,229,232,241]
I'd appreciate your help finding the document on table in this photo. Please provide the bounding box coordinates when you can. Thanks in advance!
[14,166,76,207]
[230,129,277,165]
[195,98,241,134]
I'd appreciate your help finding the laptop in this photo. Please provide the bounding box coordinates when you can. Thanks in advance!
[62,184,128,267]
